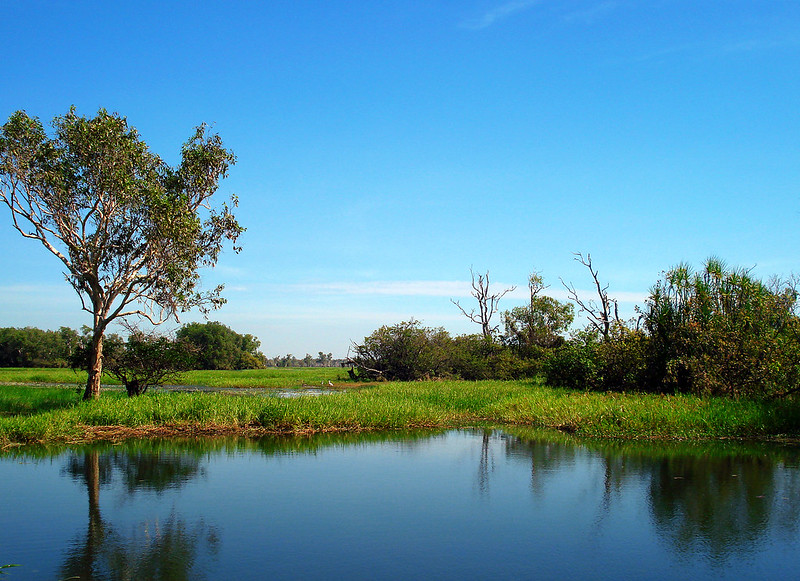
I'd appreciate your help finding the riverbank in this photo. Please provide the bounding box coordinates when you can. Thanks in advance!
[3,377,800,446]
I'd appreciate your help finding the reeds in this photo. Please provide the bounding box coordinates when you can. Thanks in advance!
[2,380,800,446]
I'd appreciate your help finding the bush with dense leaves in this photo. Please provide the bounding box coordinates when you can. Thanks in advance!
[643,259,800,397]
[350,320,451,381]
[71,330,197,396]
[176,321,266,370]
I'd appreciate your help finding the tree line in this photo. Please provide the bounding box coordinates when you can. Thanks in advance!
[0,322,340,372]
[349,257,800,399]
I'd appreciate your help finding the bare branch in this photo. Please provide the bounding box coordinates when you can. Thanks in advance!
[452,267,516,339]
[560,252,620,341]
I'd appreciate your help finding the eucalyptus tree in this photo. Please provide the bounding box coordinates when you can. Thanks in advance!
[0,108,243,399]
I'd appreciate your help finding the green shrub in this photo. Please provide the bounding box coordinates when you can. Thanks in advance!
[541,333,600,390]
[351,320,451,381]
[643,258,800,397]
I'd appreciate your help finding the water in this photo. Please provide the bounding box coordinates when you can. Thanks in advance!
[1,429,799,580]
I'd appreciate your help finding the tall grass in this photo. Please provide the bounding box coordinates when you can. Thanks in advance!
[0,367,347,388]
[2,380,800,446]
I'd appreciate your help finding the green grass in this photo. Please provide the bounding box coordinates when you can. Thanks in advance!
[0,367,90,385]
[0,366,348,388]
[179,367,348,388]
[3,376,800,446]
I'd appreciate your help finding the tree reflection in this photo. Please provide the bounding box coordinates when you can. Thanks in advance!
[647,453,800,561]
[503,430,800,563]
[59,446,218,580]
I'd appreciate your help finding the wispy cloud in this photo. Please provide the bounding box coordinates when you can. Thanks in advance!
[615,34,799,66]
[564,1,620,24]
[718,37,800,55]
[294,280,473,297]
[461,0,541,30]
[267,280,648,305]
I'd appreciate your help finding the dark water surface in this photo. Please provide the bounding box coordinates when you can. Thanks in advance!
[2,429,800,580]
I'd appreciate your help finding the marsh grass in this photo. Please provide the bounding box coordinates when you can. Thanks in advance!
[181,367,347,388]
[2,378,800,445]
[0,367,89,385]
[0,367,347,388]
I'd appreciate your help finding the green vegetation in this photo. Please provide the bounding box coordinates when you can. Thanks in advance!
[1,108,243,400]
[1,258,797,447]
[2,379,800,446]
[351,258,800,400]
[176,321,266,369]
[0,326,80,368]
[94,330,198,396]
[0,325,338,373]
[0,366,345,389]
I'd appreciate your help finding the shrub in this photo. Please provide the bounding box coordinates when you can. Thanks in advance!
[73,331,196,396]
[643,258,800,397]
[541,332,600,390]
[350,320,451,381]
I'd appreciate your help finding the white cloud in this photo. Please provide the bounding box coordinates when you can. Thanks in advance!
[461,0,541,30]
[246,279,649,304]
[564,1,620,24]
[295,280,469,297]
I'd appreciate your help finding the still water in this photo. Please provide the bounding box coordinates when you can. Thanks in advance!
[2,429,800,580]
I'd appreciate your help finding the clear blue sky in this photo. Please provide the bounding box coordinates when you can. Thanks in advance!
[1,1,798,357]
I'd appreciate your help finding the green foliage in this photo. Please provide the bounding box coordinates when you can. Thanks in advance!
[4,381,800,445]
[541,325,650,392]
[643,258,800,397]
[592,325,651,391]
[351,320,451,381]
[351,322,538,382]
[176,321,266,370]
[447,334,496,380]
[0,108,243,399]
[0,326,80,368]
[449,334,536,380]
[502,272,574,356]
[71,330,197,396]
[541,331,600,390]
[104,332,197,397]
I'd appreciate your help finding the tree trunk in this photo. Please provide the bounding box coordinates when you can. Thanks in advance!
[83,331,104,401]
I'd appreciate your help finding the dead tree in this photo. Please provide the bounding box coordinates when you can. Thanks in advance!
[452,268,516,339]
[560,253,620,341]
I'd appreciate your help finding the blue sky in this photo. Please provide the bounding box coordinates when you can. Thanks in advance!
[1,0,798,357]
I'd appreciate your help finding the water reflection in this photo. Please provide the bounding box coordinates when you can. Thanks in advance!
[647,452,800,561]
[502,428,800,565]
[1,431,799,579]
[58,446,217,580]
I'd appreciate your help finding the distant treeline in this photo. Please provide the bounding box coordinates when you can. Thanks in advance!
[0,327,80,368]
[0,322,340,370]
[350,258,800,399]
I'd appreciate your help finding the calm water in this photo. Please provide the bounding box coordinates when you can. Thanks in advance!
[2,429,800,580]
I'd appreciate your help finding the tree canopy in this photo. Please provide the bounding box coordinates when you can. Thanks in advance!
[176,321,265,370]
[0,107,243,399]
